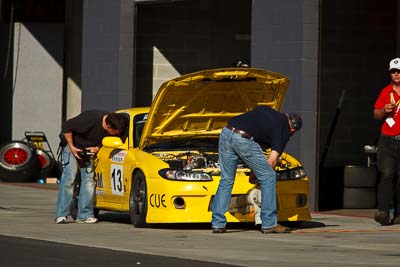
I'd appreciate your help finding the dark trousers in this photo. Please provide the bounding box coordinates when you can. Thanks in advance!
[377,135,400,214]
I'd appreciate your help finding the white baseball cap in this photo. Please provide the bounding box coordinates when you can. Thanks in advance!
[389,58,400,70]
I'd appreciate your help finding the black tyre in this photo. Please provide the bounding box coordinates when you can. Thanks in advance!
[51,160,62,178]
[69,175,80,220]
[343,187,376,209]
[70,189,100,220]
[36,149,55,178]
[0,141,40,182]
[129,170,148,228]
[343,166,377,188]
[94,208,100,219]
[69,170,99,220]
[70,196,78,221]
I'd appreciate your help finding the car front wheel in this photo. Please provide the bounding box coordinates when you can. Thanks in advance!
[129,170,148,228]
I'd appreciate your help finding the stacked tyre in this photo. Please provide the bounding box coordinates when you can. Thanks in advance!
[342,166,377,209]
[35,149,55,179]
[0,141,41,182]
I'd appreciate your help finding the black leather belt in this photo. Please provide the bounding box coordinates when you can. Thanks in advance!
[225,125,253,139]
[383,134,400,141]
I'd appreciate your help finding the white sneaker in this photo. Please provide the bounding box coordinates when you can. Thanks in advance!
[55,216,67,224]
[76,217,98,224]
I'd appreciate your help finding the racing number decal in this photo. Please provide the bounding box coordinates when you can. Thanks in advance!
[110,164,124,195]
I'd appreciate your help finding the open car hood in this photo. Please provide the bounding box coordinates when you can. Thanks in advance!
[139,68,289,149]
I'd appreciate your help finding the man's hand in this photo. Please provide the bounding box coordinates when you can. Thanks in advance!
[70,146,82,160]
[86,146,99,154]
[384,103,396,113]
[268,150,280,168]
[374,103,396,120]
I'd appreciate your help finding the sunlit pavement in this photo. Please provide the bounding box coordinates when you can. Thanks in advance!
[1,182,400,267]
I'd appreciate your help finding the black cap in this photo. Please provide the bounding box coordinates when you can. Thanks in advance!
[287,113,302,131]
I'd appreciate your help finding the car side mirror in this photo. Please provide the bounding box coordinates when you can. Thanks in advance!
[102,136,124,148]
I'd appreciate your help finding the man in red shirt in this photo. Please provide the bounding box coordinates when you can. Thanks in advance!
[373,57,400,225]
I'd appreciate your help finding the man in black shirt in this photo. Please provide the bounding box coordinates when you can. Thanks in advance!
[55,110,128,224]
[211,106,302,233]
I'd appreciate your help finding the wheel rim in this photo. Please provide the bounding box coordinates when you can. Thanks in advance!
[135,178,145,215]
[137,188,145,214]
[130,173,146,217]
[0,142,32,168]
[36,150,52,169]
[37,154,47,167]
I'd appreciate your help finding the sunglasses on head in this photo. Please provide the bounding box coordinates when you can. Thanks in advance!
[390,69,400,74]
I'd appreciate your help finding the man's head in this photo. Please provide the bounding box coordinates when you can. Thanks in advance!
[104,112,129,136]
[286,113,302,135]
[232,60,249,68]
[389,58,400,84]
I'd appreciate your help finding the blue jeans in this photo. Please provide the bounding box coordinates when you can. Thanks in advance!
[211,127,277,229]
[55,146,95,220]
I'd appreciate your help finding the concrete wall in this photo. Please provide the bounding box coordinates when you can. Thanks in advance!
[134,0,251,106]
[0,0,13,145]
[2,0,397,211]
[80,0,134,112]
[95,0,319,209]
[252,0,320,209]
[12,23,63,154]
[319,0,397,167]
[64,0,83,120]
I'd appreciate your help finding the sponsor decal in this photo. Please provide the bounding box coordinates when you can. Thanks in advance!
[96,172,103,188]
[111,151,128,163]
[150,193,166,208]
[96,190,105,196]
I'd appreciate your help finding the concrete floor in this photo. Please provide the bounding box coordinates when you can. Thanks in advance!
[1,182,400,267]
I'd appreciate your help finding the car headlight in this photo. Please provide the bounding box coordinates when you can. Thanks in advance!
[159,168,213,181]
[276,167,306,181]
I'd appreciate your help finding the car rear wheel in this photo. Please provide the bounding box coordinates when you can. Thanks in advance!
[93,208,100,219]
[70,195,99,220]
[69,177,80,221]
[70,197,78,221]
[0,141,40,182]
[129,170,148,228]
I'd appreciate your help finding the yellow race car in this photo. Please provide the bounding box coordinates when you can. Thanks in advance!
[94,67,311,227]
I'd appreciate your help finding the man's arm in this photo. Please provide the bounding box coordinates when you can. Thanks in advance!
[64,132,82,159]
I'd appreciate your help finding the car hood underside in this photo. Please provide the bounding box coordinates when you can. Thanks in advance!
[139,68,289,149]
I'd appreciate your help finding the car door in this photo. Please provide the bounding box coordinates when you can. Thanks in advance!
[94,113,131,208]
[95,111,149,209]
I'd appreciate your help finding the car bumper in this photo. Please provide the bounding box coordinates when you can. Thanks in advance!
[144,178,311,224]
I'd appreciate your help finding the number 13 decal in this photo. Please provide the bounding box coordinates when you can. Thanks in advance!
[111,164,124,195]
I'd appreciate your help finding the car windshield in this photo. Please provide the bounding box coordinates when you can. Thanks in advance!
[144,138,219,152]
[133,113,148,147]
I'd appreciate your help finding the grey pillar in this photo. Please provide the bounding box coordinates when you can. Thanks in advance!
[81,0,134,111]
[251,0,320,210]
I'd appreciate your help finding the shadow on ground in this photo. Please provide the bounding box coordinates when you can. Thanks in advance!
[98,211,326,231]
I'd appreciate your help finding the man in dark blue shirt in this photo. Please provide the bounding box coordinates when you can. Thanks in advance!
[211,106,302,234]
